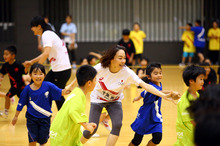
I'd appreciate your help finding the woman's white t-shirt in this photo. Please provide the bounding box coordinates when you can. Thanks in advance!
[42,31,71,72]
[91,63,142,103]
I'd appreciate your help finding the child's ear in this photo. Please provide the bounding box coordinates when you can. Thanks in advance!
[189,79,194,84]
[87,80,92,86]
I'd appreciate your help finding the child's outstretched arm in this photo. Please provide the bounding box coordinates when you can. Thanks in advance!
[139,81,169,99]
[65,78,77,94]
[139,81,180,100]
[133,95,142,103]
[12,110,21,126]
[89,52,102,59]
[80,122,97,134]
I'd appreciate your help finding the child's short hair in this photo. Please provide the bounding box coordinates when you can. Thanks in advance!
[29,63,46,75]
[183,65,205,86]
[76,65,97,86]
[133,22,141,28]
[5,46,17,55]
[140,57,149,63]
[187,23,192,27]
[146,63,161,76]
[195,20,201,25]
[122,29,130,35]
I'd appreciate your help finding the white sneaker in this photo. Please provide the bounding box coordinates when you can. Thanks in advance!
[10,96,15,104]
[179,63,185,66]
[0,111,8,119]
[92,133,100,138]
[101,120,112,131]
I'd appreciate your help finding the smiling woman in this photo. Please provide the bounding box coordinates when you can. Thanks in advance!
[23,16,71,110]
[69,45,181,146]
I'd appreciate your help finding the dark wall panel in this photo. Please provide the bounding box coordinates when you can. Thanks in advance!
[75,42,183,64]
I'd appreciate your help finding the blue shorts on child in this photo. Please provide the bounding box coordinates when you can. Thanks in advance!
[182,52,194,58]
[26,112,50,144]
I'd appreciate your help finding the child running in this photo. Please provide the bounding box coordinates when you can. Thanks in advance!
[12,63,68,146]
[129,63,172,146]
[0,46,28,118]
[50,65,97,146]
[174,65,205,146]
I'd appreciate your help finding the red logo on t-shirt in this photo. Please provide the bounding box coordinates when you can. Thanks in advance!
[128,44,131,47]
[49,57,56,63]
[99,77,104,80]
[14,68,19,72]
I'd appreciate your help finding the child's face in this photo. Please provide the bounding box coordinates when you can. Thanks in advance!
[122,35,129,41]
[140,59,148,66]
[213,22,218,28]
[90,58,97,66]
[133,24,140,31]
[186,24,191,30]
[31,69,45,85]
[204,66,211,77]
[3,50,15,63]
[81,58,88,65]
[190,74,204,90]
[148,68,162,85]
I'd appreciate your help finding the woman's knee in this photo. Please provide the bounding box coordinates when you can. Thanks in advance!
[111,120,122,136]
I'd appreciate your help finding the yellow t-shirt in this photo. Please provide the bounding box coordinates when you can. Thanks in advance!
[129,30,146,54]
[181,31,195,53]
[208,28,220,51]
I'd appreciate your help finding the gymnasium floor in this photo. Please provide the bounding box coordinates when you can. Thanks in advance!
[0,66,217,146]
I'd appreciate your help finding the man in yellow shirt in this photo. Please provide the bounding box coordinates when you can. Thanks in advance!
[179,23,196,66]
[130,23,146,65]
[208,20,220,64]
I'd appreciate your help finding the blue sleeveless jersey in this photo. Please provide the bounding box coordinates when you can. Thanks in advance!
[131,82,162,135]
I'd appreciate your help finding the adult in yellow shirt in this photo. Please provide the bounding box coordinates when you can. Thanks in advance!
[208,20,220,64]
[130,23,146,65]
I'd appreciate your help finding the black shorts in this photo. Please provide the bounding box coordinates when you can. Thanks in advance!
[26,112,50,144]
[134,54,142,59]
[44,68,71,110]
[196,47,204,53]
[6,86,25,98]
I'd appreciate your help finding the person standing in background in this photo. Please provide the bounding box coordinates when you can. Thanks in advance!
[118,29,136,67]
[179,23,195,66]
[180,20,206,63]
[207,20,220,65]
[60,15,77,69]
[130,23,146,65]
